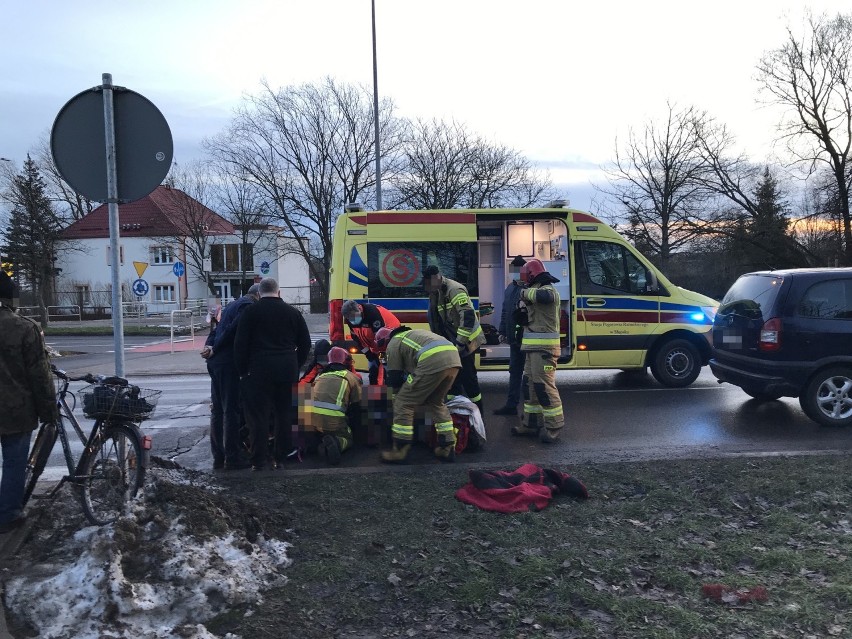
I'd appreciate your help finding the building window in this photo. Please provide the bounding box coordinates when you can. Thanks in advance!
[210,243,254,272]
[153,285,176,302]
[150,246,173,264]
[106,245,125,265]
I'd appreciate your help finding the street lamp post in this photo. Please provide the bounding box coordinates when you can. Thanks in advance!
[371,0,382,211]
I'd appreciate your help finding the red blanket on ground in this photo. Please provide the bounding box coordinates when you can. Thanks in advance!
[455,463,588,513]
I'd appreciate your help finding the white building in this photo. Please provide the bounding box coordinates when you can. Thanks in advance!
[57,186,311,315]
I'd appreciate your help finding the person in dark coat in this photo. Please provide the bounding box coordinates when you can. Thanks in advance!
[234,277,311,470]
[201,283,260,470]
[0,271,57,533]
[494,256,527,415]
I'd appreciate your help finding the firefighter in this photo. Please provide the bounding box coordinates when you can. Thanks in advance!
[422,265,486,412]
[375,325,461,463]
[341,300,401,385]
[310,346,362,465]
[511,258,564,443]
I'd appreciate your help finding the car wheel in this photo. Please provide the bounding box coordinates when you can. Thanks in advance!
[650,338,701,388]
[800,367,852,427]
[741,386,783,401]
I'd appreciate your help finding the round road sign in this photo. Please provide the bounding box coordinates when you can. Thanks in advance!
[51,86,173,202]
[132,278,150,297]
[173,261,185,278]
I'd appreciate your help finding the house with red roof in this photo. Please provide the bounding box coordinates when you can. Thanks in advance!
[57,185,310,314]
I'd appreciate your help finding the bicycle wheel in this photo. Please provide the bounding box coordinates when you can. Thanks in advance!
[23,422,58,506]
[78,423,145,525]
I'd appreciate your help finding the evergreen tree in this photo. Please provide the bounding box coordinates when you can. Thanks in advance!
[0,155,63,323]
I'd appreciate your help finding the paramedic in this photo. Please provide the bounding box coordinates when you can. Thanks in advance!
[310,347,362,465]
[422,265,485,412]
[511,258,564,443]
[375,326,461,463]
[341,300,400,385]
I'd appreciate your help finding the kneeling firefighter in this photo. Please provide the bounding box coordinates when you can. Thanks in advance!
[310,346,362,465]
[512,258,565,443]
[375,326,462,463]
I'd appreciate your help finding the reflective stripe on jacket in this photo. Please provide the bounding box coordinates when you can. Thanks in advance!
[385,329,462,378]
[310,367,362,422]
[520,283,561,355]
[427,277,485,353]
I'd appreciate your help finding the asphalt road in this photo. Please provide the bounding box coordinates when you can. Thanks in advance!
[39,333,852,476]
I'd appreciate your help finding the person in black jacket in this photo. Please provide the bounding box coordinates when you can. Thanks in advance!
[494,256,527,415]
[234,278,311,470]
[201,283,260,470]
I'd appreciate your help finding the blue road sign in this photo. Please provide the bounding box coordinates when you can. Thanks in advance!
[132,278,149,297]
[173,261,185,278]
[260,260,270,275]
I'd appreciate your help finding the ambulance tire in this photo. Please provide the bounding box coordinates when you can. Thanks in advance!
[650,338,701,388]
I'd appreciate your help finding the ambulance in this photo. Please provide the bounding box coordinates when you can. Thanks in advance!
[328,201,718,387]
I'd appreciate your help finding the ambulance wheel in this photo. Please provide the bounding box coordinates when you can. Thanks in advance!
[650,338,701,388]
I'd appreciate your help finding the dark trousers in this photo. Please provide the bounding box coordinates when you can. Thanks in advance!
[0,431,32,525]
[368,357,384,385]
[241,354,298,466]
[208,359,245,465]
[449,353,482,405]
[506,344,526,409]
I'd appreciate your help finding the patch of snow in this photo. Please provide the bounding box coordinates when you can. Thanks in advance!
[6,474,290,638]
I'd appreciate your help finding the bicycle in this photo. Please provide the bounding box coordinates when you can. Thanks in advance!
[23,365,160,525]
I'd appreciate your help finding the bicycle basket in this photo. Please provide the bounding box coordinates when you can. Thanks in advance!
[80,384,162,421]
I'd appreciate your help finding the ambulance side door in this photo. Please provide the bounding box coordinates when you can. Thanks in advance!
[573,240,660,367]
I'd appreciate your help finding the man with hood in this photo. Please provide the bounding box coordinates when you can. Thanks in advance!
[511,258,564,443]
[0,270,56,533]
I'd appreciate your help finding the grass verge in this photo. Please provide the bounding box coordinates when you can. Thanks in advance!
[206,454,852,639]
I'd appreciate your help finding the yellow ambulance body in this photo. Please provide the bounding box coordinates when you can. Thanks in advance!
[328,202,717,387]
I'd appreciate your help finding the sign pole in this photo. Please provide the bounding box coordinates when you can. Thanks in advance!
[103,72,126,376]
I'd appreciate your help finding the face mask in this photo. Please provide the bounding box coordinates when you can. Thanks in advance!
[349,315,362,326]
[511,273,521,281]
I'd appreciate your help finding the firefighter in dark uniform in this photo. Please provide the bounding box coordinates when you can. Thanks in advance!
[234,277,311,470]
[422,265,486,412]
[375,326,461,463]
[342,300,401,385]
[0,271,57,532]
[511,258,564,443]
[310,347,362,465]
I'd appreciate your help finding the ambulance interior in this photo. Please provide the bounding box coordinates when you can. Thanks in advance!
[476,219,571,362]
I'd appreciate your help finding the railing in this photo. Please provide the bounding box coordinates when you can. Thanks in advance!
[169,310,195,354]
[16,305,82,325]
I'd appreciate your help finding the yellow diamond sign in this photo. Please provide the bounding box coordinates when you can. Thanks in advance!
[133,261,149,278]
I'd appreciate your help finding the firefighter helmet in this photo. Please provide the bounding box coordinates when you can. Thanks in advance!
[520,258,547,283]
[375,326,394,351]
[327,346,350,365]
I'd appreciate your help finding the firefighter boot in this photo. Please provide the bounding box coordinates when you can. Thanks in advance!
[381,440,412,463]
[539,428,560,444]
[321,434,342,465]
[512,413,540,437]
[433,433,456,463]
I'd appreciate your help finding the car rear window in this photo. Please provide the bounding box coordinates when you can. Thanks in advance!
[718,274,785,322]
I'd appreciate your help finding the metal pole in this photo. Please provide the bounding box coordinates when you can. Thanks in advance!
[371,0,382,210]
[102,73,126,376]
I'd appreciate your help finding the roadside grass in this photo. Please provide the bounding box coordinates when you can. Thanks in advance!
[208,453,852,638]
[42,324,198,336]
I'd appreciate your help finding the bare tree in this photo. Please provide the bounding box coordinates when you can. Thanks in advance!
[160,162,226,296]
[600,103,710,263]
[209,162,277,293]
[33,137,95,222]
[205,77,402,297]
[756,11,852,264]
[389,118,555,210]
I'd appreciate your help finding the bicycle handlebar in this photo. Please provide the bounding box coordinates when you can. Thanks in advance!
[51,365,102,385]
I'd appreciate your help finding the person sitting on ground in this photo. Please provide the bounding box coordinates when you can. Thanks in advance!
[310,346,363,465]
